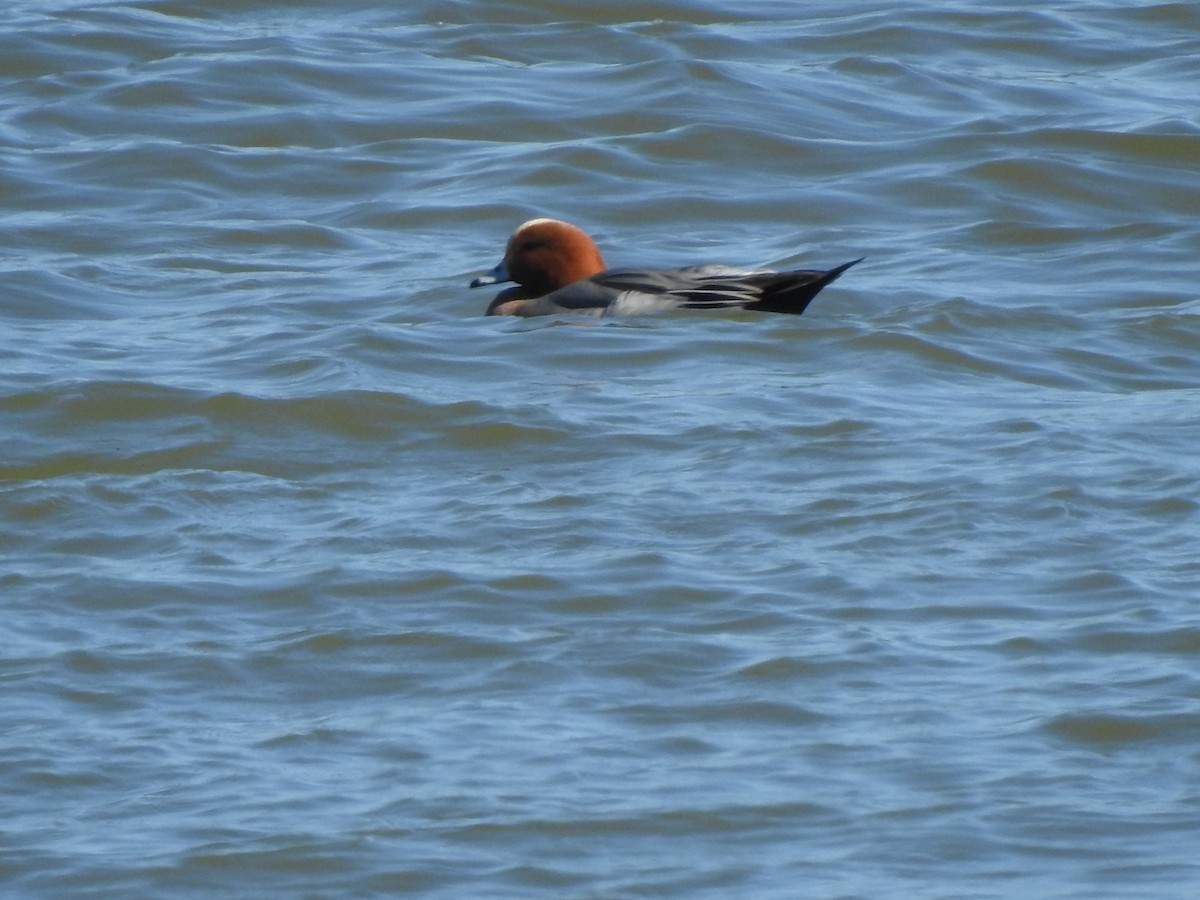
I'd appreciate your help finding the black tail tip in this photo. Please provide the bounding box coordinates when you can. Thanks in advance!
[829,257,865,279]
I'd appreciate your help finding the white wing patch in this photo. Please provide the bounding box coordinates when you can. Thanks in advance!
[608,291,686,316]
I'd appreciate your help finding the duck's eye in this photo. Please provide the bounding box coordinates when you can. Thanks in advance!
[520,240,546,252]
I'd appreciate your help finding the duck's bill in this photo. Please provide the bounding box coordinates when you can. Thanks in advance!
[470,260,511,288]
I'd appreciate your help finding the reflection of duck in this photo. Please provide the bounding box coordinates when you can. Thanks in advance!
[472,218,861,318]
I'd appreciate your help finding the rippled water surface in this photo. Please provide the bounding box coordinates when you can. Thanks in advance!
[3,1,1199,897]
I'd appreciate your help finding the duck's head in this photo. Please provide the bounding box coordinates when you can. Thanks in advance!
[471,218,606,298]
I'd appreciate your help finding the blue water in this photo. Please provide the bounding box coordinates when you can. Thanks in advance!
[3,2,1199,897]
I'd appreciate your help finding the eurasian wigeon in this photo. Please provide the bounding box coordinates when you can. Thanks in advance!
[471,218,862,318]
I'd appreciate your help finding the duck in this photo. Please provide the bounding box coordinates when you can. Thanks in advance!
[470,218,862,318]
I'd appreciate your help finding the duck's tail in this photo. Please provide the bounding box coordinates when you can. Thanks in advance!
[743,257,864,315]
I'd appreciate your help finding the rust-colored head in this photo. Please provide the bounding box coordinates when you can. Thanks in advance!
[498,218,607,295]
[471,219,608,315]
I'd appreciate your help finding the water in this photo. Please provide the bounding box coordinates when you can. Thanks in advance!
[3,1,1199,897]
